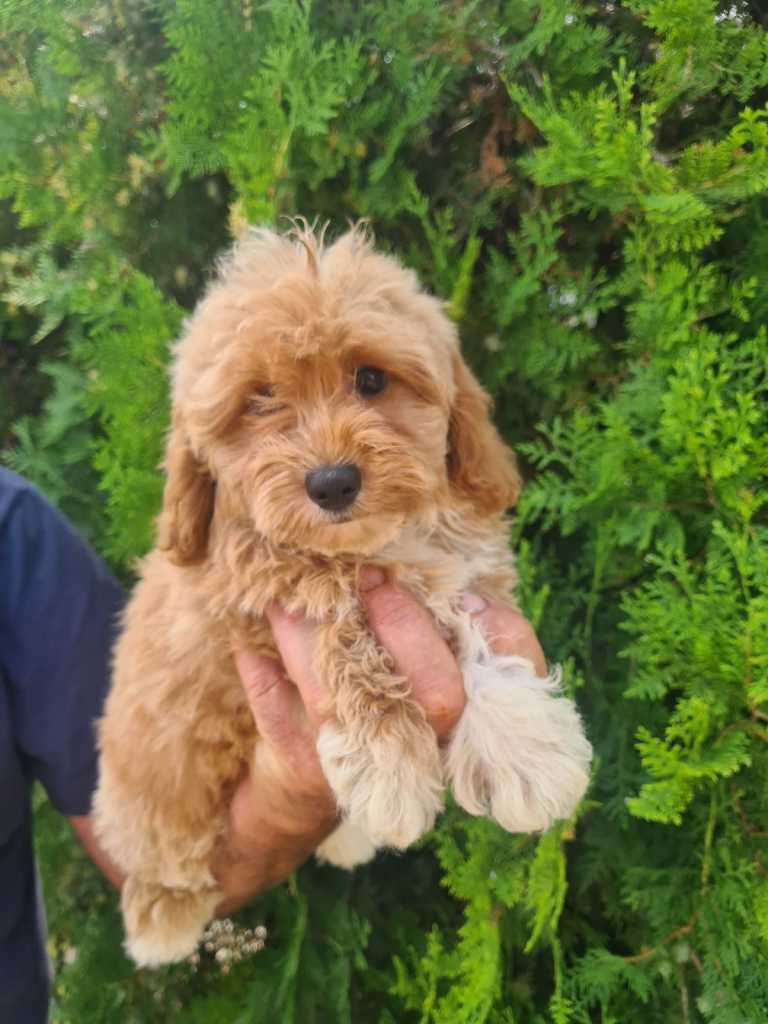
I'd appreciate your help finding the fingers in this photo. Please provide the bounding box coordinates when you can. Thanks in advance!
[240,578,547,758]
[460,593,548,676]
[263,606,333,728]
[233,649,308,749]
[233,648,332,806]
[264,594,466,739]
[359,571,465,741]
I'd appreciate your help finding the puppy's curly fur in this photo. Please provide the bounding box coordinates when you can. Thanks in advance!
[93,224,592,966]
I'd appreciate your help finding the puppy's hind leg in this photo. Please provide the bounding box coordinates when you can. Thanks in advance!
[445,619,592,833]
[122,876,220,967]
[93,710,246,967]
[94,772,224,966]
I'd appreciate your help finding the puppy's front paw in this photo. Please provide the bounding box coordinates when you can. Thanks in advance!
[446,655,592,833]
[122,876,220,967]
[316,820,378,870]
[317,721,443,849]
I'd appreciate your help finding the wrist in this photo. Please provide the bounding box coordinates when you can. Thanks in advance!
[230,771,337,849]
[212,777,337,917]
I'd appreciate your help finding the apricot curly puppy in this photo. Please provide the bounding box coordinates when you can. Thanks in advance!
[93,224,592,966]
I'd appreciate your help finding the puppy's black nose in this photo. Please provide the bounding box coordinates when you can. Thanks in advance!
[305,464,361,512]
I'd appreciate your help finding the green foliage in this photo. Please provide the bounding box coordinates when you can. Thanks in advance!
[3,1,768,1021]
[83,264,183,564]
[4,360,101,538]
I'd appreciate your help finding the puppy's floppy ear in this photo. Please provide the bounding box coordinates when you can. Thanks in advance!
[156,412,215,565]
[447,350,522,515]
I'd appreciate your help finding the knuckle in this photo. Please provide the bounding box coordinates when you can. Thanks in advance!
[424,695,464,733]
[483,606,535,645]
[416,661,465,727]
[510,616,538,647]
[241,660,283,702]
[479,606,547,671]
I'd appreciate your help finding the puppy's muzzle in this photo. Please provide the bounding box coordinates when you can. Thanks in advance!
[305,464,362,512]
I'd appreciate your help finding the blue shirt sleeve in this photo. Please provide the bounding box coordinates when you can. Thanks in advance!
[0,469,125,816]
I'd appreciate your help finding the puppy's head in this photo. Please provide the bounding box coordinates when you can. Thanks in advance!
[157,224,520,564]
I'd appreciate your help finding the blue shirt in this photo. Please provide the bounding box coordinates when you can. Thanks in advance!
[0,469,124,1022]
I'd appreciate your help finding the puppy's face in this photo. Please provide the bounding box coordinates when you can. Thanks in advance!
[222,329,451,556]
[158,227,519,563]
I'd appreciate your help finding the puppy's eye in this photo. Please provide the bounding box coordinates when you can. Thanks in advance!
[355,366,388,397]
[248,384,280,415]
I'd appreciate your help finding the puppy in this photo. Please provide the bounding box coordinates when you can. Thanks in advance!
[93,224,591,966]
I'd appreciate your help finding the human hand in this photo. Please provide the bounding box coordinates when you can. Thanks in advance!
[213,570,547,912]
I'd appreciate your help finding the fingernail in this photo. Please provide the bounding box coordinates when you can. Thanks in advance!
[359,566,386,592]
[459,592,488,614]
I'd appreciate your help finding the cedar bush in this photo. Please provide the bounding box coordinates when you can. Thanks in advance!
[2,1,768,1021]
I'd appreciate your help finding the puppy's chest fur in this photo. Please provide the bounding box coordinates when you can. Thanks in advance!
[210,517,517,658]
[126,516,518,770]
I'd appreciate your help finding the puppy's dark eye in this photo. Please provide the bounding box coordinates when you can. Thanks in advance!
[248,384,279,415]
[355,366,388,397]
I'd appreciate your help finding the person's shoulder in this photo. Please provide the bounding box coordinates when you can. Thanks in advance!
[0,466,36,497]
[0,467,125,616]
[0,467,46,526]
[0,470,76,562]
[0,470,97,564]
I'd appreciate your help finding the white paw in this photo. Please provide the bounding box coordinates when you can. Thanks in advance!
[446,648,592,833]
[126,925,202,969]
[317,721,443,849]
[316,820,378,870]
[122,878,220,967]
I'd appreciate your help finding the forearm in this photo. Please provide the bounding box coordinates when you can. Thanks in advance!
[68,815,125,891]
[212,773,338,916]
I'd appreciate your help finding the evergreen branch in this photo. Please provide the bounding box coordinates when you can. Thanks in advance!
[622,919,696,964]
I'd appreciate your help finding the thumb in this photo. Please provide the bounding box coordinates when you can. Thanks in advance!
[233,649,308,751]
